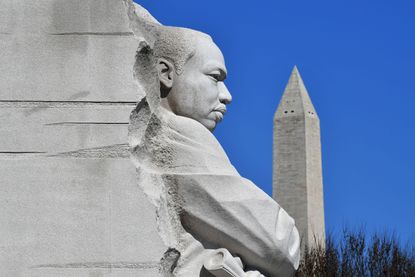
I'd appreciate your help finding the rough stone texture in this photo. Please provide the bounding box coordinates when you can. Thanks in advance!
[0,158,163,277]
[0,0,140,102]
[129,3,300,276]
[1,1,302,276]
[0,102,133,154]
[0,1,166,276]
[273,67,326,249]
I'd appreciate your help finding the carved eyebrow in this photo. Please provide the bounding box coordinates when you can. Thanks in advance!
[205,63,227,80]
[207,67,227,81]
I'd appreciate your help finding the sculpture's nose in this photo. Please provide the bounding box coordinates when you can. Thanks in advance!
[219,82,232,105]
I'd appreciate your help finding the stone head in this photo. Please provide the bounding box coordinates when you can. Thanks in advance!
[153,26,232,131]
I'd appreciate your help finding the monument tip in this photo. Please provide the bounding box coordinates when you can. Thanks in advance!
[274,66,318,118]
[292,65,299,73]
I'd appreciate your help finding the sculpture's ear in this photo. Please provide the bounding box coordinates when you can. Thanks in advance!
[157,58,175,97]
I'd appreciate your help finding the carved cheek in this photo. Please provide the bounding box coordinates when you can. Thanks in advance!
[205,80,219,101]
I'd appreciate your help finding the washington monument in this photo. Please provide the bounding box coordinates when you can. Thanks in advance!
[273,66,326,248]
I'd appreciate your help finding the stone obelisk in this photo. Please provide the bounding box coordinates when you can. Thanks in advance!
[273,66,325,249]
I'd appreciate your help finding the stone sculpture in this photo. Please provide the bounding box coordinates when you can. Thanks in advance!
[127,2,300,276]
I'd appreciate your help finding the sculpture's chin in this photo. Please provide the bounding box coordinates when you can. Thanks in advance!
[203,120,217,132]
[194,117,218,132]
[163,107,219,132]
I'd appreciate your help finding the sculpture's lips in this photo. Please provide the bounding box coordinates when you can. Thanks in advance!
[213,106,227,122]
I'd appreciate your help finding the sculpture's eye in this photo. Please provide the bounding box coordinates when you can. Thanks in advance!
[206,68,226,83]
[208,73,221,82]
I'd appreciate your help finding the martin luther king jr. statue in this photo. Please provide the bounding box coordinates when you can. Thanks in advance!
[127,2,300,276]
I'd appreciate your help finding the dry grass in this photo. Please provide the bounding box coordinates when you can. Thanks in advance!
[295,229,415,277]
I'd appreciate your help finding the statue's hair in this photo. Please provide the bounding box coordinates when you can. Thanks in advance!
[152,26,212,74]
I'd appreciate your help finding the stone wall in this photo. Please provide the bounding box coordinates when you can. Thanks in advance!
[0,1,164,276]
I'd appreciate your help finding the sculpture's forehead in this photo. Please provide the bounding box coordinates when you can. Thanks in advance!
[189,36,226,72]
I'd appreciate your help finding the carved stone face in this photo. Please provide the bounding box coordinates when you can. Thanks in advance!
[162,36,232,131]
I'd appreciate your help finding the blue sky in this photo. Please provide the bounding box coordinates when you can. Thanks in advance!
[136,1,415,243]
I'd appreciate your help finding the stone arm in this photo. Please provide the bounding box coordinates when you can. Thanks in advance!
[204,248,266,277]
[169,174,300,277]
